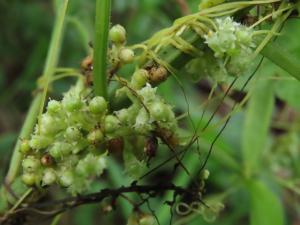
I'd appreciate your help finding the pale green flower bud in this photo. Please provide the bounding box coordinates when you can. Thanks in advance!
[63,97,83,112]
[200,169,210,180]
[131,69,148,89]
[109,24,126,44]
[137,84,157,104]
[42,169,57,186]
[65,127,81,141]
[29,135,52,150]
[22,173,37,186]
[59,170,74,187]
[115,109,130,124]
[87,129,104,143]
[76,154,106,177]
[47,100,61,114]
[49,142,72,159]
[89,96,107,114]
[104,115,120,133]
[22,156,41,173]
[40,114,65,135]
[149,102,169,122]
[119,48,134,64]
[134,108,152,134]
[20,139,31,154]
[236,28,252,46]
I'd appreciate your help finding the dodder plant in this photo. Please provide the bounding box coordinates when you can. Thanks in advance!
[1,0,300,224]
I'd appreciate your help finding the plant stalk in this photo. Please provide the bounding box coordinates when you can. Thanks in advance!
[93,0,111,99]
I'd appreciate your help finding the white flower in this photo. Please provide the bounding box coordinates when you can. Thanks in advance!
[205,17,255,58]
[137,83,158,104]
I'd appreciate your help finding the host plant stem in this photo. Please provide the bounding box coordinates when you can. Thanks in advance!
[93,0,111,99]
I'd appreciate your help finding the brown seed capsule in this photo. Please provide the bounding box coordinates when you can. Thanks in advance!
[81,55,93,72]
[41,154,54,167]
[240,15,257,26]
[81,55,94,86]
[144,136,158,158]
[107,137,124,154]
[148,65,168,85]
[155,127,178,148]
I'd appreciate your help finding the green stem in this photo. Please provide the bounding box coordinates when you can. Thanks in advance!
[51,214,62,225]
[5,96,43,184]
[0,0,69,209]
[261,42,300,81]
[38,0,70,129]
[93,0,111,99]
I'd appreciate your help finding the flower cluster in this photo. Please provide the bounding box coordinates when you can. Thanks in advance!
[203,17,256,77]
[21,81,108,195]
[21,70,179,193]
[115,70,178,136]
[205,17,254,58]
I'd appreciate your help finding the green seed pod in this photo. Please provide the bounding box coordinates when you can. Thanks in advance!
[109,24,126,44]
[49,142,72,159]
[22,173,37,186]
[119,48,134,64]
[59,170,74,187]
[22,156,41,173]
[42,168,57,186]
[89,96,107,114]
[131,69,149,89]
[139,214,155,225]
[104,115,120,133]
[20,139,31,154]
[29,135,52,150]
[47,100,61,114]
[65,127,81,141]
[149,102,169,122]
[87,129,104,143]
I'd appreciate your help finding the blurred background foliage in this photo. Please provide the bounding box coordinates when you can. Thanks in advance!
[1,0,300,225]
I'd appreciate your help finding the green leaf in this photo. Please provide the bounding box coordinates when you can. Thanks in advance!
[261,42,300,81]
[242,80,274,177]
[275,79,300,110]
[248,180,285,225]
